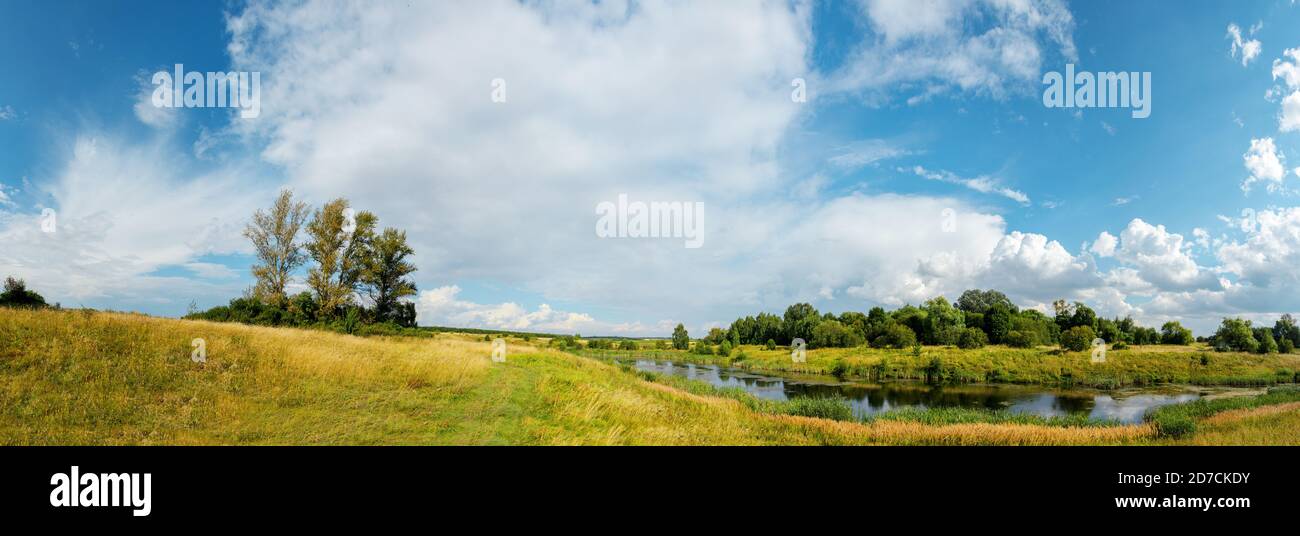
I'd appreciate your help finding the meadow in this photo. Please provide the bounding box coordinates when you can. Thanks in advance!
[2,308,1298,446]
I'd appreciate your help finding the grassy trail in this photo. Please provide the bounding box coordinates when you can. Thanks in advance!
[2,309,1296,445]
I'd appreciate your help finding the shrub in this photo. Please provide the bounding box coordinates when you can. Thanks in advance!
[1214,318,1258,353]
[1060,325,1096,352]
[764,339,776,350]
[956,327,988,349]
[1160,321,1194,345]
[718,340,733,356]
[1003,330,1035,348]
[870,323,917,349]
[1281,338,1296,354]
[618,340,638,351]
[810,319,863,348]
[0,276,49,308]
[1256,330,1279,354]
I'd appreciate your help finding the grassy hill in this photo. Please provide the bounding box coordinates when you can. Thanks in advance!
[2,308,1298,445]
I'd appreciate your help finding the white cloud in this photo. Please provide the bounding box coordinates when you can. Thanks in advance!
[184,262,240,279]
[1241,137,1287,193]
[828,0,1076,102]
[1111,219,1219,291]
[415,285,667,335]
[828,139,910,169]
[908,166,1031,205]
[1226,23,1261,66]
[0,135,268,309]
[1090,231,1117,257]
[0,105,15,121]
[1272,48,1300,132]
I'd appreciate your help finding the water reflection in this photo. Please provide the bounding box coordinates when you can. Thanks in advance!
[629,359,1203,423]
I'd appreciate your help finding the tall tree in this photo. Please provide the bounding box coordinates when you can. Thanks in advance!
[671,323,690,350]
[305,199,376,316]
[362,227,418,323]
[243,189,309,307]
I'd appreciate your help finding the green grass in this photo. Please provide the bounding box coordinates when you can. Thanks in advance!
[1146,385,1300,438]
[866,407,1123,427]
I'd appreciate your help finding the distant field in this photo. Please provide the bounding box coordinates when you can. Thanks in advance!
[2,309,1298,445]
[580,342,1300,388]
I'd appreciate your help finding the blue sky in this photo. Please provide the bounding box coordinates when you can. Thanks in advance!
[2,0,1300,336]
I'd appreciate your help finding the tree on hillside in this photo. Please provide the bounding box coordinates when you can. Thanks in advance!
[1213,318,1258,353]
[671,323,690,350]
[362,227,418,325]
[1160,321,1193,345]
[305,199,376,317]
[244,189,309,307]
[1274,314,1300,348]
[0,277,48,308]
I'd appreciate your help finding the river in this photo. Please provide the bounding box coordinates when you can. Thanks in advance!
[624,358,1247,423]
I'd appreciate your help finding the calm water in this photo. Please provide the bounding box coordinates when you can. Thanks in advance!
[627,359,1207,423]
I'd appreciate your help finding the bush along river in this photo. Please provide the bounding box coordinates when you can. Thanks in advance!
[620,358,1261,423]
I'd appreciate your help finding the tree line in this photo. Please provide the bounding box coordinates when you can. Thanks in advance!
[670,289,1299,355]
[186,190,420,335]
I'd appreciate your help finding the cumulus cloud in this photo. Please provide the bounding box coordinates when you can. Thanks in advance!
[828,0,1076,103]
[1226,23,1262,66]
[1090,231,1117,257]
[1110,219,1219,291]
[415,285,671,335]
[1272,48,1300,132]
[1241,137,1287,193]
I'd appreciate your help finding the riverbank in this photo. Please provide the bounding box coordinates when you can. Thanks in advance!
[578,343,1300,388]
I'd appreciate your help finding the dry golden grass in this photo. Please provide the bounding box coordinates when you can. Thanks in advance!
[1167,403,1300,445]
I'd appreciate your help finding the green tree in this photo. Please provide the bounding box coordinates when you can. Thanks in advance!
[956,289,1015,314]
[1254,327,1279,354]
[0,277,47,308]
[810,319,863,348]
[1213,318,1258,352]
[244,189,309,307]
[671,323,690,350]
[783,303,820,342]
[984,302,1013,343]
[957,327,988,349]
[305,199,376,317]
[922,296,965,346]
[1060,325,1096,352]
[1160,321,1193,345]
[362,227,418,325]
[1274,314,1300,348]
